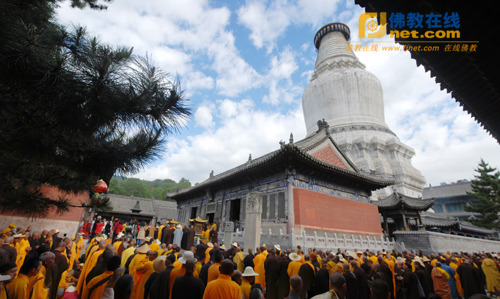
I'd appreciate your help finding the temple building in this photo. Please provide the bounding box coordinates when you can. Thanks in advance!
[423,180,482,220]
[169,125,393,238]
[302,23,426,198]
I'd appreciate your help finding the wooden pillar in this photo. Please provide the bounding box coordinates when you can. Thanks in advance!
[401,211,408,231]
[383,212,389,234]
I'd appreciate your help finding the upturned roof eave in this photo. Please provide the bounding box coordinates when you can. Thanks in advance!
[168,143,393,200]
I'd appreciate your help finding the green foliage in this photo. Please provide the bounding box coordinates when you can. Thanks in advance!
[108,177,191,201]
[464,159,500,229]
[0,0,190,217]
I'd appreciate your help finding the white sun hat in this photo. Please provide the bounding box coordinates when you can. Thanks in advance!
[242,266,259,277]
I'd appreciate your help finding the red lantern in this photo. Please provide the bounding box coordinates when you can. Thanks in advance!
[93,179,108,193]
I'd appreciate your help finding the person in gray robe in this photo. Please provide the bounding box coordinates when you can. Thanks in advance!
[172,225,183,247]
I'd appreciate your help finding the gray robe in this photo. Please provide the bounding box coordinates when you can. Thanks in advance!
[173,228,183,246]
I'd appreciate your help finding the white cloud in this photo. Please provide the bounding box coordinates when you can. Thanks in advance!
[194,105,215,128]
[237,1,290,53]
[263,47,301,105]
[138,100,307,183]
[56,0,261,98]
[185,71,215,92]
[237,0,341,52]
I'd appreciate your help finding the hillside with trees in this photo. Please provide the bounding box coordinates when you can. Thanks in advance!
[108,177,192,200]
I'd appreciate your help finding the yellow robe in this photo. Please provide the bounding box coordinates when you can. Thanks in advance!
[450,262,464,297]
[82,270,114,299]
[241,278,252,299]
[76,249,104,294]
[15,240,29,273]
[158,225,164,242]
[195,261,203,276]
[113,241,121,251]
[132,258,154,299]
[287,261,302,289]
[69,242,78,270]
[6,273,29,299]
[128,253,147,277]
[30,266,48,299]
[233,252,245,272]
[253,253,266,288]
[481,258,500,292]
[327,261,342,275]
[205,247,212,264]
[121,247,136,268]
[150,243,160,251]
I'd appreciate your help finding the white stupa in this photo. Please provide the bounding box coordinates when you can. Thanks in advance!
[302,23,426,198]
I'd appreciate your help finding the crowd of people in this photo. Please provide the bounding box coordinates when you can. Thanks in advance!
[1,219,500,299]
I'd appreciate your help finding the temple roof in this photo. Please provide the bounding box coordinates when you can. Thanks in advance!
[419,212,496,234]
[355,0,500,143]
[423,181,471,199]
[168,126,394,200]
[371,192,434,211]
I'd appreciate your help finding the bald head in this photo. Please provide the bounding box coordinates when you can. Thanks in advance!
[343,263,350,272]
[185,259,196,274]
[99,240,106,249]
[350,260,358,268]
[220,260,235,275]
[232,270,242,285]
[330,272,346,291]
[290,275,302,293]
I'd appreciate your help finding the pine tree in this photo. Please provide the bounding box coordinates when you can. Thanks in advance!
[464,159,500,229]
[0,0,190,217]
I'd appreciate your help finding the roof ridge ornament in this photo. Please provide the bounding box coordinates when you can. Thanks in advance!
[289,133,294,144]
[248,154,252,162]
[209,170,214,178]
[317,119,329,133]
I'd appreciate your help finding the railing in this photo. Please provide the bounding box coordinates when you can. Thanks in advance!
[223,229,399,252]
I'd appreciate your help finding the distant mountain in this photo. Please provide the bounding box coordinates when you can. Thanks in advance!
[108,176,192,201]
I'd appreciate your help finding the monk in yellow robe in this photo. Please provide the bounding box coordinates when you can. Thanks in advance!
[157,244,166,256]
[2,224,15,234]
[82,256,121,299]
[450,258,464,297]
[149,241,160,252]
[287,253,302,289]
[76,240,106,295]
[132,251,157,299]
[30,251,56,299]
[14,235,30,273]
[121,239,136,268]
[158,224,165,242]
[205,243,214,264]
[233,248,245,272]
[128,243,151,277]
[253,249,266,288]
[481,254,500,294]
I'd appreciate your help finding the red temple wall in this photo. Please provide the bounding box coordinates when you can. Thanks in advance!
[293,188,382,235]
[0,185,88,237]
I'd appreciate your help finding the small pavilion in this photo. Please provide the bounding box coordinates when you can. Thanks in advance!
[371,192,434,235]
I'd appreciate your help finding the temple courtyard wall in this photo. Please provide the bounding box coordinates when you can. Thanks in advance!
[0,185,88,237]
[394,231,500,254]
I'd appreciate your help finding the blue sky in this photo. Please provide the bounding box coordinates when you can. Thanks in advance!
[56,0,500,186]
